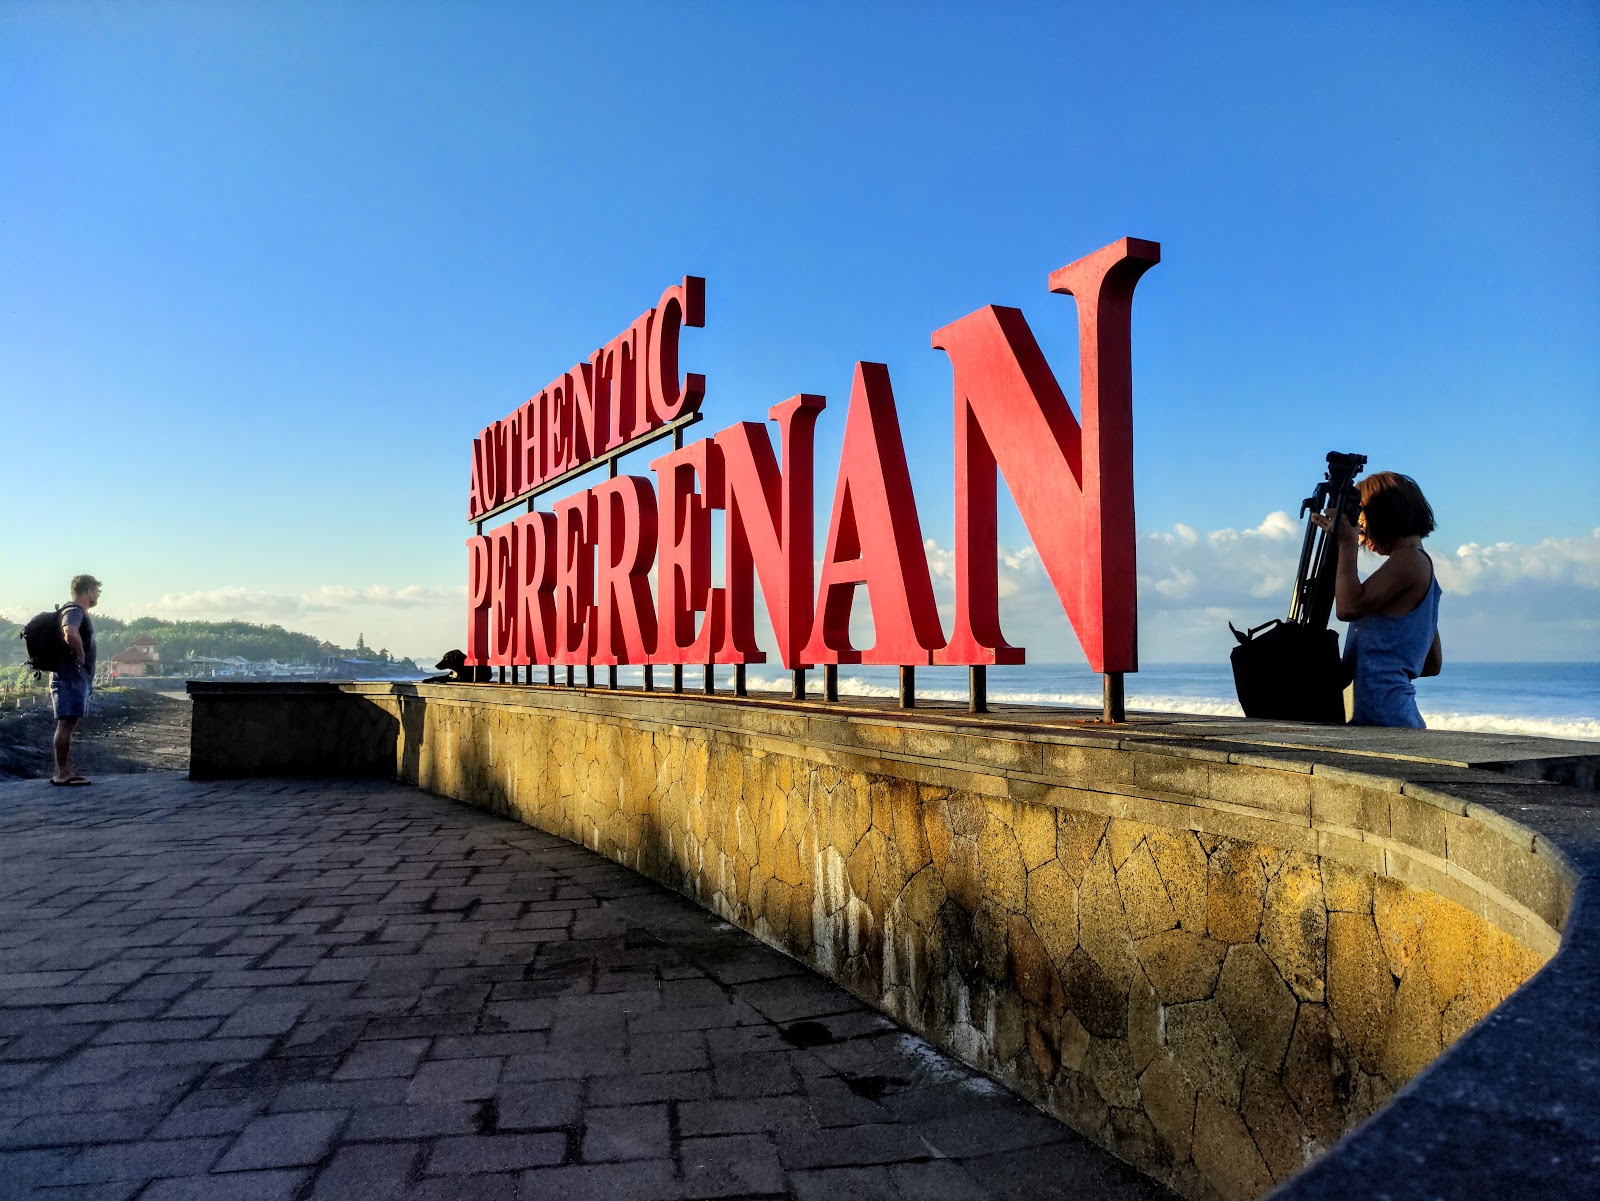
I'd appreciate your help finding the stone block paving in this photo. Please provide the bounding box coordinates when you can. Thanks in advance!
[0,773,1172,1200]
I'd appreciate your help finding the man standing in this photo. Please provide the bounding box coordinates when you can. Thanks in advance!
[50,574,101,786]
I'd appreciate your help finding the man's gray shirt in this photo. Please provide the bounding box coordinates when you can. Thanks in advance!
[60,605,96,677]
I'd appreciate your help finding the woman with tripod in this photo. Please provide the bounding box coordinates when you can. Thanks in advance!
[1313,472,1444,728]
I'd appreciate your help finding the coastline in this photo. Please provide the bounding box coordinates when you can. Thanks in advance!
[739,662,1600,743]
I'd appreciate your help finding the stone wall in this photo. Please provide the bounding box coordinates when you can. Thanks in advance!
[190,682,398,779]
[189,682,1581,1201]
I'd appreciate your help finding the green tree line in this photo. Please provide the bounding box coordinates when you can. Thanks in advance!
[3,615,415,673]
[99,618,328,665]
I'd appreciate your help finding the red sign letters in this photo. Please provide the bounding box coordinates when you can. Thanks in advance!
[468,276,706,521]
[466,238,1159,676]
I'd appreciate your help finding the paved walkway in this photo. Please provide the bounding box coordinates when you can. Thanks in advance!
[0,774,1170,1201]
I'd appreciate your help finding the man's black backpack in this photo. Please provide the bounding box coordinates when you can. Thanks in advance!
[21,607,75,673]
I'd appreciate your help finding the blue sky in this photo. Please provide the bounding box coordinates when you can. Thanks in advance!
[2,2,1596,665]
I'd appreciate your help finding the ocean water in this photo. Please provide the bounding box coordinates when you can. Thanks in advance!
[729,661,1600,743]
[394,661,1600,743]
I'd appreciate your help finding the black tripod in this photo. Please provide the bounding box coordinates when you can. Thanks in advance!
[1288,451,1367,630]
[1229,451,1366,723]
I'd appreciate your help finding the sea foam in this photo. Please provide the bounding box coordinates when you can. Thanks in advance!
[745,672,1248,718]
[1414,711,1600,742]
[741,674,1598,742]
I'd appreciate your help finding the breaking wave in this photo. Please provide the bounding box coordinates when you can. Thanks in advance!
[741,674,1598,742]
[1415,711,1600,742]
[745,672,1247,717]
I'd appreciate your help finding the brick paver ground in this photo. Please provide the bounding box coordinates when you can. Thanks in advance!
[0,773,1171,1201]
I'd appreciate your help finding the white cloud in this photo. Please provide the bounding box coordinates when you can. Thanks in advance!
[1426,530,1600,660]
[145,584,462,619]
[1436,530,1600,598]
[919,519,1600,663]
[129,583,467,662]
[58,524,1595,669]
[1140,510,1304,610]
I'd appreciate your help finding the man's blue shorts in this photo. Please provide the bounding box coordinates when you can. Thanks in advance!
[50,665,91,720]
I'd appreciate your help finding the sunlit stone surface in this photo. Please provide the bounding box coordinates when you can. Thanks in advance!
[189,682,1591,1200]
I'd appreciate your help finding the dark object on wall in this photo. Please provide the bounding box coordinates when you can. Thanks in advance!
[428,650,493,684]
[1230,619,1349,723]
[1230,451,1365,723]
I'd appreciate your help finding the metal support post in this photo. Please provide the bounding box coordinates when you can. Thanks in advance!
[547,665,555,686]
[565,665,574,687]
[734,664,747,697]
[671,430,687,686]
[585,665,595,688]
[791,668,806,700]
[1103,672,1125,723]
[899,666,915,709]
[824,664,839,702]
[703,664,715,694]
[643,665,654,692]
[969,666,987,714]
[608,665,618,690]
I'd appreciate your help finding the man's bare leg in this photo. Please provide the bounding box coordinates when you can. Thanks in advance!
[52,718,78,784]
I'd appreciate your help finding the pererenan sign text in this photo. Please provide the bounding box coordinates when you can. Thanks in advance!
[465,238,1159,678]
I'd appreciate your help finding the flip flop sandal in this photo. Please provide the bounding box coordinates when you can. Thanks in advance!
[49,777,91,786]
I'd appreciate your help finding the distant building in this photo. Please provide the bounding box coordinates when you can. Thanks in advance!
[110,637,160,678]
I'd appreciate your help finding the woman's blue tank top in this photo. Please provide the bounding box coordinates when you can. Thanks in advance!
[1342,553,1441,729]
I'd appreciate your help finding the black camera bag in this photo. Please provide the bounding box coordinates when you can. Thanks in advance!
[1230,619,1349,724]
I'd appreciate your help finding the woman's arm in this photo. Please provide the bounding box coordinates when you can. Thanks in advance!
[1421,629,1443,677]
[1321,512,1417,621]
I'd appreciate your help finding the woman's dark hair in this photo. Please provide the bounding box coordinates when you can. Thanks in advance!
[1358,472,1435,551]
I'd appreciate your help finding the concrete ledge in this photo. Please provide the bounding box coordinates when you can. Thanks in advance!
[188,680,1600,1200]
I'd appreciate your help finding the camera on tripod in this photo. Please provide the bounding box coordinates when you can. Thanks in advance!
[1229,451,1367,723]
[1288,451,1366,631]
[1308,452,1367,520]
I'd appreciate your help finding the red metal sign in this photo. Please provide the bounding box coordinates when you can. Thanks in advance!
[468,276,706,522]
[466,238,1159,677]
